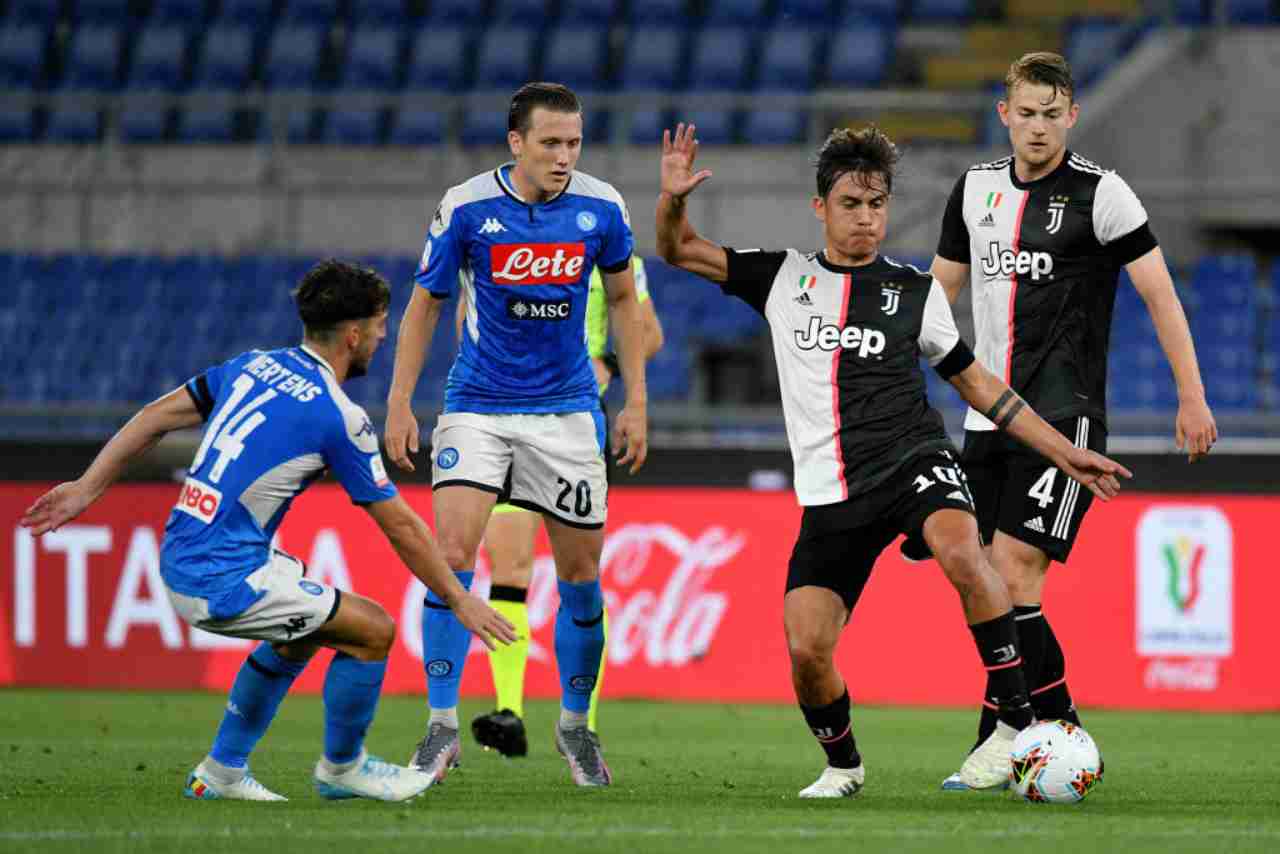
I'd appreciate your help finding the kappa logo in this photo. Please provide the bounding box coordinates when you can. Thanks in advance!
[978,212,996,228]
[880,285,901,316]
[1024,516,1047,533]
[479,218,507,235]
[281,615,309,639]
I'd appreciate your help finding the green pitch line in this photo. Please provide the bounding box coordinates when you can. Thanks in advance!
[0,690,1276,854]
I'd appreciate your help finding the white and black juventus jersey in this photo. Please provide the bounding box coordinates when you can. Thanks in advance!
[937,150,1158,432]
[721,248,975,506]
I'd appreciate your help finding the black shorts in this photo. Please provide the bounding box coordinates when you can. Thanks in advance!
[961,416,1106,563]
[786,449,976,611]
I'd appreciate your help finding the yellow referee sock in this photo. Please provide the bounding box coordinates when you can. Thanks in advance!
[588,608,608,733]
[487,588,530,718]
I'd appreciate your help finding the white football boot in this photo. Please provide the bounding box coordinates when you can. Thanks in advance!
[314,751,434,802]
[184,759,287,801]
[945,721,1017,791]
[798,765,865,799]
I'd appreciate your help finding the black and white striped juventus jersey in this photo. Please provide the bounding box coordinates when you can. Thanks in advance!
[721,248,975,506]
[936,150,1158,432]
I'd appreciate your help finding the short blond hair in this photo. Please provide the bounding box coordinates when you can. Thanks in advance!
[1005,52,1075,103]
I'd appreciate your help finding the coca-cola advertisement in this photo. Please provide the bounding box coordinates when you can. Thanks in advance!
[2,483,1278,710]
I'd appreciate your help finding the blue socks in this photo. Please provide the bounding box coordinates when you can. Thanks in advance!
[210,643,308,768]
[422,570,475,709]
[555,578,605,714]
[322,652,387,765]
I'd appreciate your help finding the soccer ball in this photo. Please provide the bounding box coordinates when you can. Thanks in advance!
[1009,720,1102,804]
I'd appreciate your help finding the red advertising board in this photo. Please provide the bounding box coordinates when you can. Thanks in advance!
[1,482,1275,710]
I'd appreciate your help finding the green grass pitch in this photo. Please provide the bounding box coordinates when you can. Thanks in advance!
[1,690,1277,853]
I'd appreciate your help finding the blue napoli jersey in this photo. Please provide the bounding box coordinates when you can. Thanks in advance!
[159,346,396,619]
[414,164,634,414]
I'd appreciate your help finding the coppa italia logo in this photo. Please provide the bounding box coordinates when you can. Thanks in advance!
[1136,506,1233,659]
[490,242,585,285]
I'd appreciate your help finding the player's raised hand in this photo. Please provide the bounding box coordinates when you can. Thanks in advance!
[1175,395,1217,463]
[20,481,96,536]
[613,403,648,475]
[384,401,420,472]
[1059,448,1133,502]
[661,123,713,199]
[452,593,519,651]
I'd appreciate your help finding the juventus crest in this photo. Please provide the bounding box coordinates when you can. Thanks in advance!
[880,285,901,316]
[1046,195,1068,235]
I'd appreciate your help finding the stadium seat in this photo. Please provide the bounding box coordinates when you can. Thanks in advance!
[743,107,806,144]
[281,0,340,28]
[389,107,445,143]
[705,0,770,25]
[628,0,686,26]
[912,0,972,22]
[620,28,683,90]
[341,27,401,90]
[191,26,254,91]
[324,108,383,144]
[1066,21,1129,88]
[76,0,132,24]
[473,27,536,89]
[178,107,236,141]
[491,0,553,26]
[119,103,171,142]
[405,27,469,90]
[7,0,61,26]
[128,26,188,91]
[46,108,102,142]
[1227,0,1273,24]
[682,108,735,144]
[151,0,209,24]
[349,0,409,26]
[827,25,891,86]
[541,27,607,90]
[756,28,817,91]
[689,28,752,91]
[561,0,620,26]
[460,93,510,145]
[59,25,124,90]
[777,0,833,22]
[217,0,276,27]
[834,0,898,22]
[263,26,325,90]
[0,106,34,141]
[626,109,667,144]
[0,23,47,87]
[426,0,486,25]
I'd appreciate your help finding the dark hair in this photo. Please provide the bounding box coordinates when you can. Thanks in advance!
[1005,52,1075,104]
[814,125,900,200]
[508,81,581,134]
[292,260,391,340]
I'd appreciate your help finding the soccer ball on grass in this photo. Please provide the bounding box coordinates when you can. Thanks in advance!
[1009,720,1102,804]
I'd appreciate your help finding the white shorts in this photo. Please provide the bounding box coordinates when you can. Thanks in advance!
[167,549,339,643]
[431,411,608,529]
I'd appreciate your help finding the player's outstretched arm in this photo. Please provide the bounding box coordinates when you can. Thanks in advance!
[1127,247,1218,462]
[930,256,970,305]
[385,288,446,472]
[948,362,1132,501]
[365,495,517,649]
[656,123,728,282]
[20,387,203,535]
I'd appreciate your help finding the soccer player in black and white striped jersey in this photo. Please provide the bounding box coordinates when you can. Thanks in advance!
[927,53,1218,790]
[657,123,1132,798]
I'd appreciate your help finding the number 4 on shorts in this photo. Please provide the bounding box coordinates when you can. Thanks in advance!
[1028,468,1057,509]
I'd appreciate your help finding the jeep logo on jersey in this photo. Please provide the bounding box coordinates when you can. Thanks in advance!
[980,242,1054,281]
[491,242,586,285]
[795,317,886,357]
[507,297,572,321]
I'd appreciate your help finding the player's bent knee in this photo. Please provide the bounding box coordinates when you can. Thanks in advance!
[936,542,989,592]
[367,611,396,660]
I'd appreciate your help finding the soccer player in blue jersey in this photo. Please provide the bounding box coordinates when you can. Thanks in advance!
[384,82,649,787]
[20,261,515,803]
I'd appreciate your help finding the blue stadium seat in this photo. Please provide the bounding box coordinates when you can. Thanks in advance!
[1227,0,1273,23]
[689,28,751,91]
[192,26,254,90]
[120,104,171,142]
[0,107,34,140]
[76,0,132,24]
[1066,21,1129,88]
[828,25,891,86]
[128,26,187,91]
[912,0,971,22]
[405,27,468,90]
[460,93,509,145]
[257,106,315,143]
[151,0,208,24]
[706,0,769,24]
[621,28,683,90]
[683,108,735,144]
[178,107,236,141]
[281,0,340,28]
[492,0,553,26]
[217,0,275,27]
[834,0,898,22]
[743,107,806,144]
[0,23,47,87]
[777,0,832,22]
[349,0,409,26]
[341,27,401,89]
[60,24,124,90]
[8,0,61,26]
[756,28,817,90]
[46,108,102,142]
[426,0,485,25]
[561,0,620,25]
[628,0,686,25]
[263,26,325,90]
[542,27,607,90]
[626,109,667,144]
[473,27,536,88]
[324,108,383,144]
